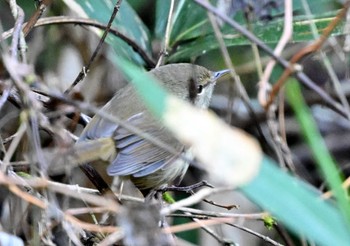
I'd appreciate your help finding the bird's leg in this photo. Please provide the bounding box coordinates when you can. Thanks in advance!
[143,189,157,203]
[117,181,124,201]
[143,184,172,203]
[142,187,170,231]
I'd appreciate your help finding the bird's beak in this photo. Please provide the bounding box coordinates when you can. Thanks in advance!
[212,69,230,81]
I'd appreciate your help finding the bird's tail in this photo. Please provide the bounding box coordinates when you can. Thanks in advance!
[34,137,116,175]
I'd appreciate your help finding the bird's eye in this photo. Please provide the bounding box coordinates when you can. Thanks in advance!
[197,85,203,94]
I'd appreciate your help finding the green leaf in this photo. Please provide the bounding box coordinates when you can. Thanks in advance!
[169,0,340,49]
[154,0,171,39]
[242,157,350,245]
[63,0,152,65]
[168,12,345,62]
[293,0,342,15]
[170,0,210,45]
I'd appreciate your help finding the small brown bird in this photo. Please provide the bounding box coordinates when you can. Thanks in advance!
[79,63,228,194]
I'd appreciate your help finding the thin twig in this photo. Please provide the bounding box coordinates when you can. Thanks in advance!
[273,224,296,246]
[169,202,264,244]
[258,0,293,106]
[196,217,236,245]
[66,206,113,216]
[343,7,350,51]
[167,213,209,219]
[22,0,51,36]
[8,182,46,208]
[63,213,118,233]
[206,6,270,151]
[178,207,267,220]
[29,108,47,175]
[3,171,120,234]
[0,84,12,113]
[2,122,27,172]
[170,185,237,244]
[156,0,175,67]
[207,10,238,124]
[163,216,234,234]
[266,107,287,169]
[64,0,123,95]
[225,222,283,246]
[0,172,119,233]
[244,9,264,81]
[322,176,350,199]
[4,171,120,211]
[161,187,233,215]
[268,0,293,160]
[98,231,125,246]
[9,3,25,59]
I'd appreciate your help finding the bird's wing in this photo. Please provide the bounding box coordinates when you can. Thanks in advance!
[78,83,184,178]
[107,112,183,178]
[78,85,134,142]
[79,116,118,142]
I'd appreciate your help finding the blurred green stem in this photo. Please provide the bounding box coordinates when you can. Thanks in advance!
[285,78,350,224]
